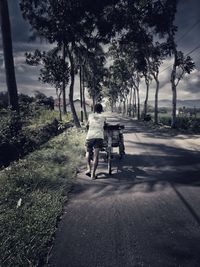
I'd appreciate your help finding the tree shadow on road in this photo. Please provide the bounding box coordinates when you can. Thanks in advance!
[142,128,200,140]
[120,118,200,139]
[71,138,200,236]
[75,140,200,194]
[66,118,200,264]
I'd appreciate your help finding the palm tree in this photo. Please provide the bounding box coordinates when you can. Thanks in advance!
[0,0,19,111]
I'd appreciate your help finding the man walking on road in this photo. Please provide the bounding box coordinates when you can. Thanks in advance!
[85,103,106,180]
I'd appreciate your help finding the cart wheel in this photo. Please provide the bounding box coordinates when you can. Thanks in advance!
[119,142,125,160]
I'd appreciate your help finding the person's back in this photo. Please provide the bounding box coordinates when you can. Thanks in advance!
[86,113,105,140]
[85,103,105,179]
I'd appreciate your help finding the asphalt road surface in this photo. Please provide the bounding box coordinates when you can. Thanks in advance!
[49,114,200,267]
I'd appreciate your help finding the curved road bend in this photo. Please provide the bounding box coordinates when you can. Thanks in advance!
[49,113,200,267]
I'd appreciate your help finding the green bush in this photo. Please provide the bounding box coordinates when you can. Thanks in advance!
[190,118,200,133]
[0,107,72,167]
[159,115,200,133]
[26,106,70,128]
[0,128,86,266]
[0,110,22,140]
[159,115,171,126]
[176,117,191,129]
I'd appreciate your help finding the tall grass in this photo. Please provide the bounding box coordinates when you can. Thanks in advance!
[26,108,71,129]
[0,127,86,266]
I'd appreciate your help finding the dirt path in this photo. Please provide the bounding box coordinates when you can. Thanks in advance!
[49,114,200,267]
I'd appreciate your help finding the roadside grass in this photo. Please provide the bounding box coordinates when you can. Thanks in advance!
[0,127,86,267]
[25,108,71,130]
[142,113,200,134]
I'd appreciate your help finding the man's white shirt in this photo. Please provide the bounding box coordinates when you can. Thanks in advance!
[86,113,106,140]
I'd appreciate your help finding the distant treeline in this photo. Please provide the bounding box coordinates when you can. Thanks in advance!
[147,105,200,115]
[0,91,54,110]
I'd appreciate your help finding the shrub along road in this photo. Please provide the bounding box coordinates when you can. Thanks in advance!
[49,114,200,267]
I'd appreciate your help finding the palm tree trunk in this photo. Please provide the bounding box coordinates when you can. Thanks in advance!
[67,45,80,128]
[171,52,177,128]
[133,87,136,118]
[126,97,128,115]
[171,81,177,128]
[114,102,117,112]
[136,87,140,120]
[123,100,126,115]
[144,79,149,118]
[82,77,88,121]
[80,64,88,120]
[56,88,62,121]
[92,95,95,112]
[0,0,19,111]
[118,100,122,113]
[79,65,83,122]
[129,87,133,116]
[154,75,159,124]
[111,100,114,112]
[62,44,67,114]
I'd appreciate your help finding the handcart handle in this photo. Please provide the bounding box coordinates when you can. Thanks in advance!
[104,124,125,130]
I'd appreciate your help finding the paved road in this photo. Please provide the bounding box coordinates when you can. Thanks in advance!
[49,114,200,267]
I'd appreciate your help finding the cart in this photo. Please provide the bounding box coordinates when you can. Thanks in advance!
[103,124,125,174]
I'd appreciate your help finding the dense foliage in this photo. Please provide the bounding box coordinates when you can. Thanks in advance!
[0,93,71,168]
[159,116,200,133]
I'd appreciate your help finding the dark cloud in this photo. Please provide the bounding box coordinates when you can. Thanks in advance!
[0,0,200,100]
[182,71,200,94]
[0,0,56,96]
[187,85,200,94]
[8,0,31,43]
[175,0,200,60]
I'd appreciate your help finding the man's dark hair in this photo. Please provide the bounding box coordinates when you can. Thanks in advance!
[94,103,103,113]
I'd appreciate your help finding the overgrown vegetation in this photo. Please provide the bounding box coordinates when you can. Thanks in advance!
[0,93,72,168]
[141,113,200,134]
[0,127,86,266]
[159,115,200,133]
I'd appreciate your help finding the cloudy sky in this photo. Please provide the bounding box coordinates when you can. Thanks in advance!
[0,0,200,102]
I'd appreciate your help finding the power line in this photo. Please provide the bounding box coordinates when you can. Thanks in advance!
[160,43,200,74]
[176,19,200,43]
[159,19,200,73]
[186,44,200,56]
[160,63,173,74]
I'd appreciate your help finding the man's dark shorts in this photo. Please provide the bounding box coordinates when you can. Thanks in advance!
[85,138,104,152]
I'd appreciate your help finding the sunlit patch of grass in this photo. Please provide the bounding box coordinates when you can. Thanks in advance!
[0,127,86,266]
[25,109,71,130]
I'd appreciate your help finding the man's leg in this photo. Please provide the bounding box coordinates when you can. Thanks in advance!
[85,141,93,175]
[91,148,100,179]
[85,150,92,175]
